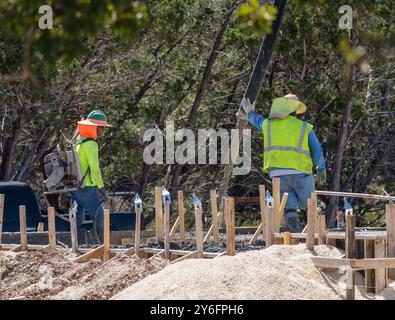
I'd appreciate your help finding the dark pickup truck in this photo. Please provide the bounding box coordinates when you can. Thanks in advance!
[0,182,142,233]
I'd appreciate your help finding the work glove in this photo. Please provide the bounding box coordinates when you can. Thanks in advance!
[98,187,109,203]
[316,169,327,186]
[236,97,256,121]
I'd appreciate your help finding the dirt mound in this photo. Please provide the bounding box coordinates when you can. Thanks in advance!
[0,248,167,300]
[112,244,370,300]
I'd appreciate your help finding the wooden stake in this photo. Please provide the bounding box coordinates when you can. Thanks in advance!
[19,205,28,251]
[164,200,170,260]
[337,211,345,228]
[318,214,326,245]
[272,177,281,232]
[386,204,395,280]
[169,216,180,238]
[0,194,4,246]
[155,187,163,240]
[225,197,235,256]
[37,222,44,232]
[306,198,315,250]
[279,192,288,226]
[283,232,291,245]
[345,214,355,300]
[194,204,204,258]
[47,207,56,251]
[135,205,142,257]
[103,209,110,261]
[210,190,219,241]
[259,185,266,240]
[204,211,223,243]
[69,211,78,254]
[364,239,375,293]
[247,186,268,245]
[178,191,185,241]
[375,238,386,293]
[266,206,274,247]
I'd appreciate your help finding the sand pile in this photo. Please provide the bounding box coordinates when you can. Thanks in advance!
[112,244,370,300]
[0,249,167,300]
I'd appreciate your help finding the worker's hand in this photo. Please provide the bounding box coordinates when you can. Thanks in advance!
[98,187,109,203]
[316,169,327,186]
[236,97,256,121]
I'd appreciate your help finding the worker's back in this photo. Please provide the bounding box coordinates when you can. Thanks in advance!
[74,138,102,188]
[262,116,313,173]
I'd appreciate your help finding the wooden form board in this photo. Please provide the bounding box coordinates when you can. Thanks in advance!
[74,245,104,263]
[0,194,4,245]
[225,197,235,256]
[386,204,395,280]
[170,250,198,264]
[155,187,163,240]
[312,256,395,270]
[19,205,28,251]
[47,207,56,250]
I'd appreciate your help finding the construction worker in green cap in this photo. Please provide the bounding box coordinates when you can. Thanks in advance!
[70,110,113,242]
[237,94,326,232]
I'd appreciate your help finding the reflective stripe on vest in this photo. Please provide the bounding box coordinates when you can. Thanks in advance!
[264,120,311,157]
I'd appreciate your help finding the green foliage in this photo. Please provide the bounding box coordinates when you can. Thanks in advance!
[0,0,394,228]
[236,0,278,35]
[0,0,147,68]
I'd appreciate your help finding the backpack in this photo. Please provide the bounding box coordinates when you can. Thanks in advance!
[43,136,96,194]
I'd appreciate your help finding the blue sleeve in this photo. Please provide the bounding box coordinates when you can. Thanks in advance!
[247,112,265,132]
[308,130,326,171]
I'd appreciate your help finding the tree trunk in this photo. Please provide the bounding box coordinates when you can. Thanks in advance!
[0,116,24,180]
[327,29,357,228]
[168,0,240,201]
[218,0,287,209]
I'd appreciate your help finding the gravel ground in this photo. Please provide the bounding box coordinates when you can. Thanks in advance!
[0,248,168,300]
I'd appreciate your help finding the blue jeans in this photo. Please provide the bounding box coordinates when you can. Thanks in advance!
[279,173,315,233]
[70,187,104,237]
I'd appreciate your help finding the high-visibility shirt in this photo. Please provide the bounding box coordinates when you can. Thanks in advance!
[74,138,104,189]
[262,116,314,174]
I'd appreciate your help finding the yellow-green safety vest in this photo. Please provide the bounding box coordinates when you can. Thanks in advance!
[262,116,313,174]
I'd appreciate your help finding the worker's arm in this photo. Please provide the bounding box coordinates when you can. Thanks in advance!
[247,111,265,132]
[85,141,104,189]
[308,130,326,171]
